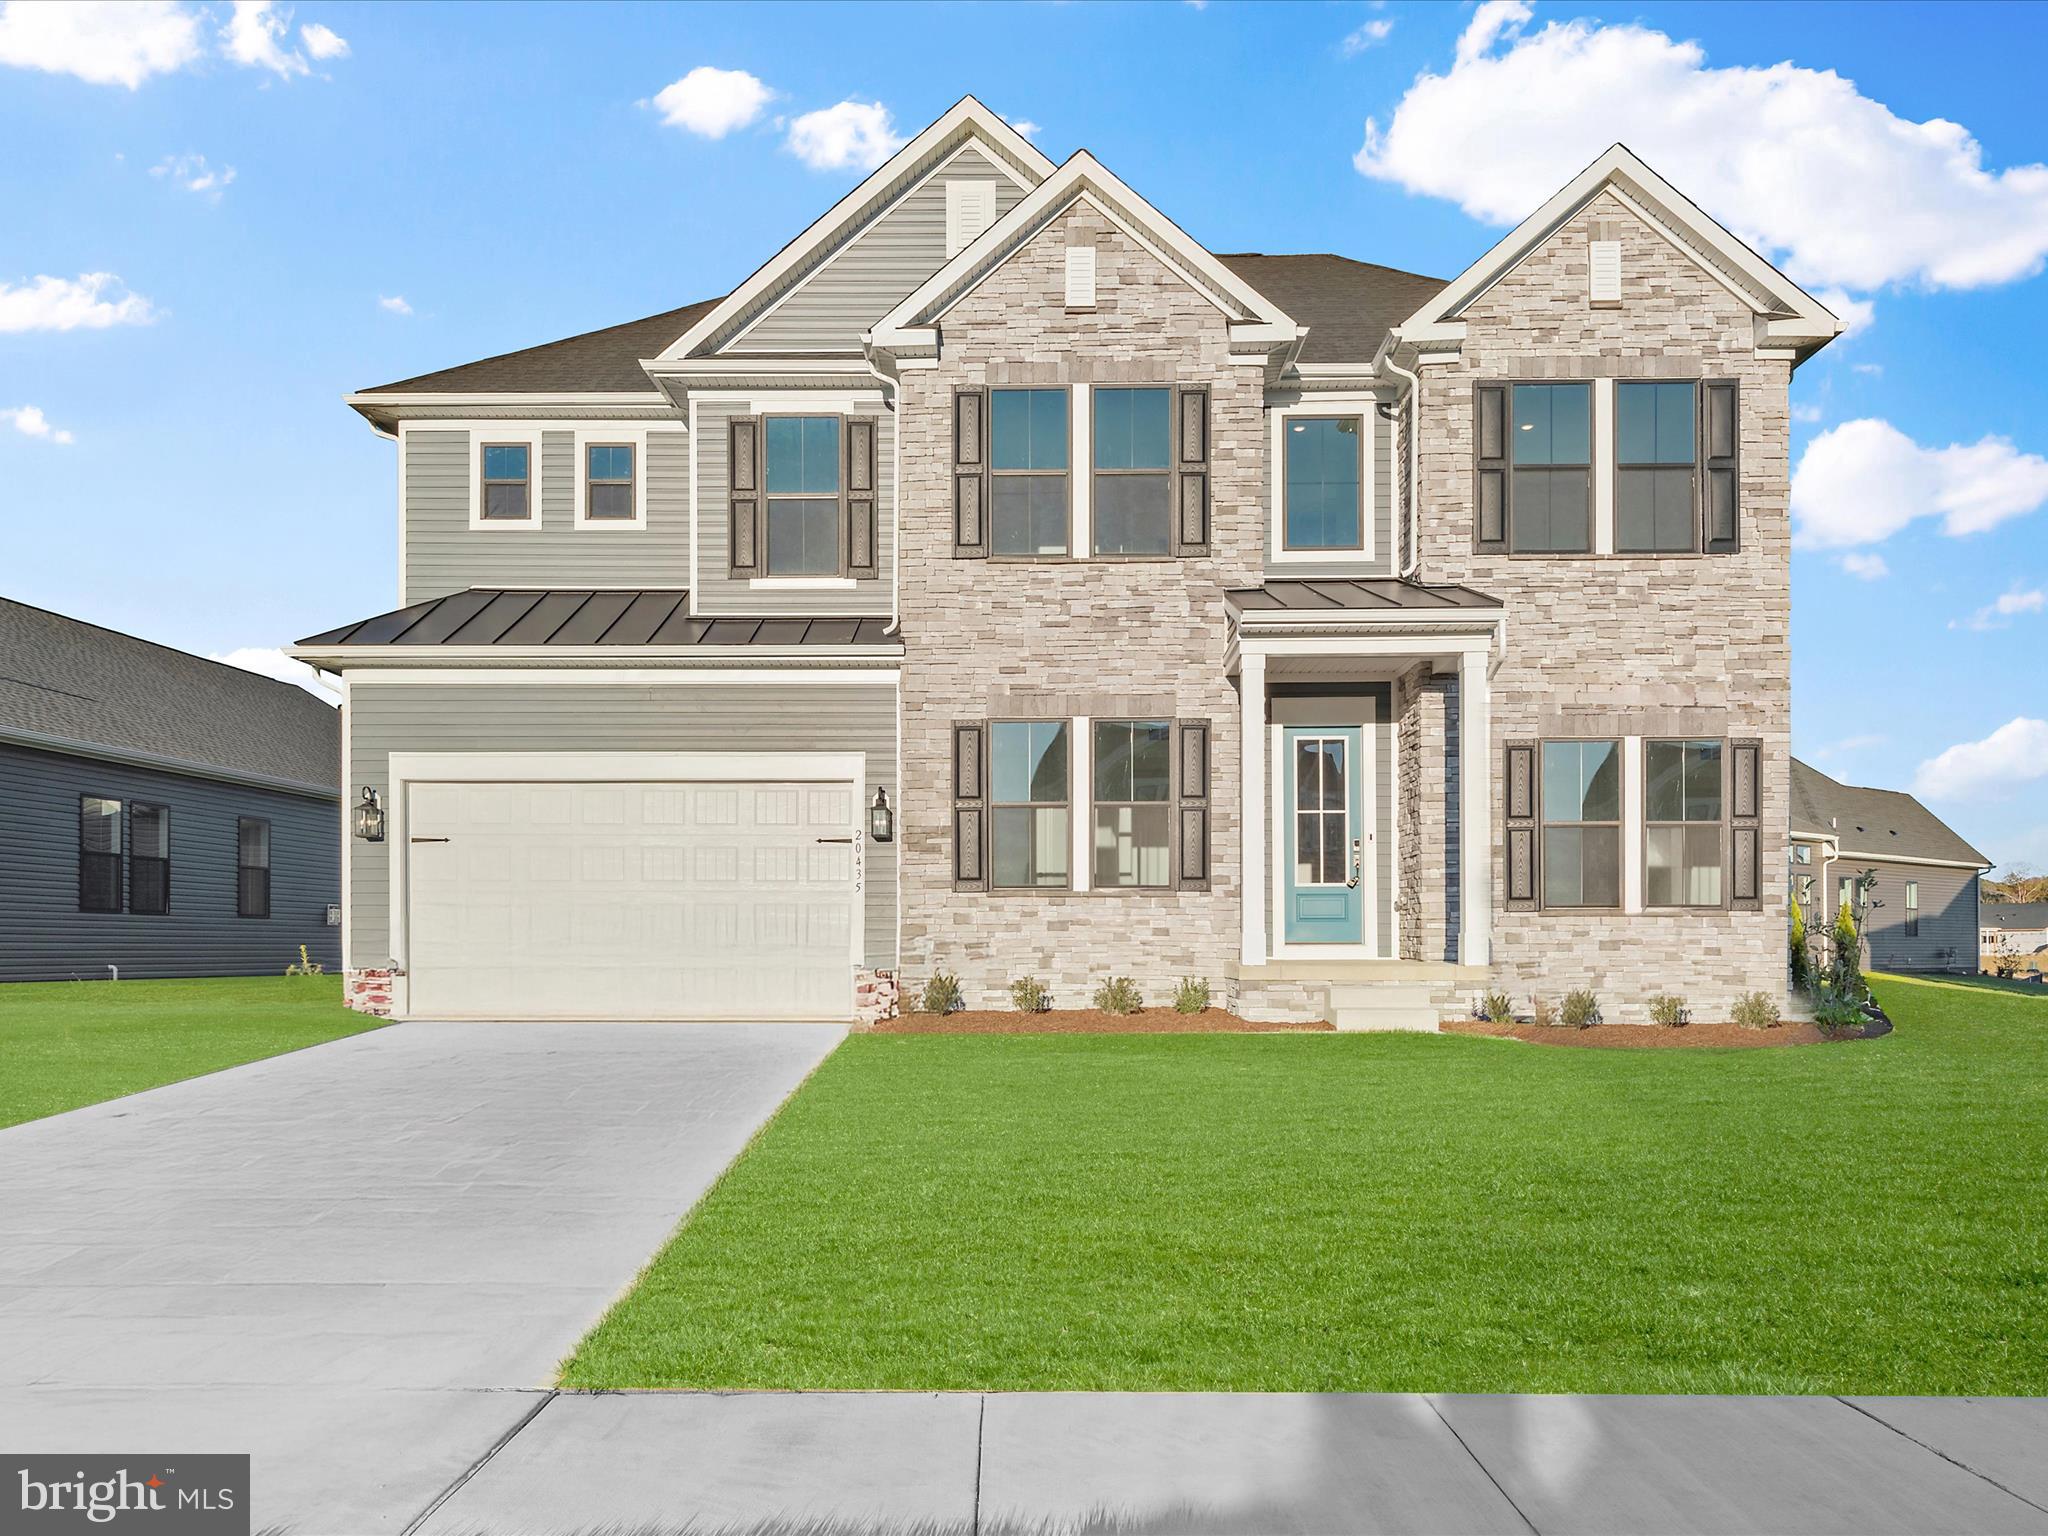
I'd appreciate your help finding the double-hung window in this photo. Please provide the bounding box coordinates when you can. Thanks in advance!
[480,443,532,521]
[239,818,272,919]
[1645,739,1724,906]
[1092,387,1172,556]
[1092,720,1171,888]
[764,415,841,575]
[991,721,1069,889]
[1541,741,1620,907]
[583,443,636,521]
[991,388,1068,556]
[1617,382,1697,552]
[79,796,122,913]
[129,803,169,915]
[1510,383,1591,553]
[1905,880,1920,937]
[1283,417,1364,551]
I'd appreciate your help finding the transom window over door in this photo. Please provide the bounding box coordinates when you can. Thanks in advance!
[1293,736,1351,887]
[991,721,1070,889]
[584,443,636,521]
[1617,382,1697,552]
[480,444,532,521]
[1093,720,1170,888]
[991,388,1068,556]
[79,796,121,913]
[1093,387,1171,556]
[130,803,169,915]
[1510,383,1591,553]
[1646,739,1724,906]
[1541,741,1620,907]
[1284,417,1364,551]
[764,415,841,575]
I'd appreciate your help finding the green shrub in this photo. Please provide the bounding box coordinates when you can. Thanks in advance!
[1561,989,1601,1029]
[917,972,964,1015]
[1788,893,1810,990]
[1171,976,1210,1015]
[1831,892,1867,1002]
[1008,976,1050,1013]
[1811,986,1865,1040]
[1732,990,1780,1030]
[1648,993,1688,1027]
[1530,995,1558,1028]
[1093,976,1143,1015]
[284,944,324,977]
[1478,990,1515,1024]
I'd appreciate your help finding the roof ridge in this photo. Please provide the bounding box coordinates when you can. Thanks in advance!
[0,596,335,710]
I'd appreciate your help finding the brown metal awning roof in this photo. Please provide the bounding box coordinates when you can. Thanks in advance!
[1226,579,1503,614]
[298,590,901,649]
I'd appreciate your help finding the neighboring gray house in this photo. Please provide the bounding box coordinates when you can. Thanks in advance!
[1790,758,1989,974]
[0,599,342,983]
[298,98,1843,1026]
[1981,902,2048,969]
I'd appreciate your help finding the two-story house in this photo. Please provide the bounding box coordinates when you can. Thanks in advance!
[296,97,1840,1026]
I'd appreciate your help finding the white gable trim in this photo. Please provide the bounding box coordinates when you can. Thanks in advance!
[1394,144,1842,354]
[659,98,1054,364]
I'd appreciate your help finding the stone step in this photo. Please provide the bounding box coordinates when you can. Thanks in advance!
[1325,981,1441,1009]
[1328,1004,1442,1033]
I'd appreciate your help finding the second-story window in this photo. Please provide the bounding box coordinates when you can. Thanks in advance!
[480,443,532,521]
[764,416,841,576]
[1510,383,1591,554]
[1283,417,1364,551]
[991,388,1068,557]
[584,443,636,521]
[1093,387,1171,557]
[1617,382,1697,553]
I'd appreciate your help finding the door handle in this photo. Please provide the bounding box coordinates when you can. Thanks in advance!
[815,836,854,844]
[410,836,450,844]
[1347,837,1362,889]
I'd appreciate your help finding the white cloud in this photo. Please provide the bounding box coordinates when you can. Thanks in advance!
[222,0,306,77]
[1791,402,1823,425]
[0,272,155,333]
[785,99,905,172]
[299,19,346,59]
[3,404,74,444]
[151,151,236,200]
[1790,419,2048,549]
[1838,552,1888,580]
[1852,362,1884,377]
[1954,587,2046,632]
[1005,117,1041,140]
[1815,289,1875,337]
[208,647,339,703]
[652,65,773,138]
[1342,17,1395,55]
[1813,733,1886,761]
[377,294,412,316]
[1914,718,2048,802]
[1353,2,2048,302]
[0,0,204,89]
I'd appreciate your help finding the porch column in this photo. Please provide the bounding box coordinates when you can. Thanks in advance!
[1239,650,1267,966]
[1458,646,1493,966]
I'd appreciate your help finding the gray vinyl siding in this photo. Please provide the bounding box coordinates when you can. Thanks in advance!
[694,399,896,616]
[0,741,340,982]
[735,145,1026,354]
[402,426,690,604]
[1857,860,1979,972]
[1265,408,1396,578]
[345,680,898,971]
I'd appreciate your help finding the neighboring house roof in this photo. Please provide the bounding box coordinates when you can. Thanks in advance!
[1982,902,2048,931]
[0,597,339,796]
[1216,254,1446,365]
[297,589,901,651]
[360,297,721,396]
[1227,579,1503,614]
[1790,758,1989,868]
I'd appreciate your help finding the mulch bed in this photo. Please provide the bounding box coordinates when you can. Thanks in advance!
[1442,1017,1882,1048]
[873,1008,1333,1035]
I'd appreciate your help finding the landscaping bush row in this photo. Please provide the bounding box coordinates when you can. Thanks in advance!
[913,973,1213,1017]
[1475,987,1788,1031]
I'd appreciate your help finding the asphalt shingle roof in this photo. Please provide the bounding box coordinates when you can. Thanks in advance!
[1983,902,2048,930]
[0,598,339,793]
[1790,758,1988,868]
[361,297,722,395]
[1217,254,1448,364]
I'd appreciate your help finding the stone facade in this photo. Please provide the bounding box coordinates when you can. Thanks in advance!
[1394,666,1459,966]
[1411,189,1794,1022]
[895,200,1264,1010]
[344,967,394,1017]
[853,967,900,1026]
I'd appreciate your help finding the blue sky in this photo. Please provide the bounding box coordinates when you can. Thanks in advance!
[3,0,2045,872]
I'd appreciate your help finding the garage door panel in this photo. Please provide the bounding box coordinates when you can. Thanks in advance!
[405,777,857,1021]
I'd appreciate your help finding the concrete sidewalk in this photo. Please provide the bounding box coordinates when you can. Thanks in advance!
[411,1391,2048,1536]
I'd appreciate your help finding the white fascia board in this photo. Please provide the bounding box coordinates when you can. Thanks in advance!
[1830,850,1993,871]
[660,98,1055,363]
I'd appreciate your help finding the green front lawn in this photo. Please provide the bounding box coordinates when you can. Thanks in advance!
[564,973,2048,1394]
[0,975,382,1129]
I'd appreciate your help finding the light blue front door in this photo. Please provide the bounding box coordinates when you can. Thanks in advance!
[1283,726,1365,944]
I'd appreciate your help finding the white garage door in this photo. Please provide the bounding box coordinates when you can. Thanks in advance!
[404,779,860,1020]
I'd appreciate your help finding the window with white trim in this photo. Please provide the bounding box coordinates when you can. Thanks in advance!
[479,443,532,521]
[1616,382,1697,553]
[583,443,636,521]
[763,415,840,576]
[1905,880,1920,937]
[1283,417,1364,551]
[991,388,1068,557]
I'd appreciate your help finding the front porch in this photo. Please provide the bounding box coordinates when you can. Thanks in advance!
[1226,579,1507,1029]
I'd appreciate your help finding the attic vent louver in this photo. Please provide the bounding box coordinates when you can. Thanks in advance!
[945,180,998,259]
[1065,245,1097,309]
[1590,240,1622,305]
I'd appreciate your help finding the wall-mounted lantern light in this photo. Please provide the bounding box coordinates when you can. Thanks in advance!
[353,786,385,843]
[868,787,894,844]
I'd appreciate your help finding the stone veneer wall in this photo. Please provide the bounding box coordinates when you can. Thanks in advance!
[895,200,1265,1011]
[1394,666,1460,965]
[1417,189,1793,1022]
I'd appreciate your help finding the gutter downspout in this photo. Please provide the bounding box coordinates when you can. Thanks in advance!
[1382,348,1422,578]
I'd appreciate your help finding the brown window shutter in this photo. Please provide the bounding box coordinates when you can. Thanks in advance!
[953,721,987,891]
[953,388,989,559]
[1176,719,1211,890]
[1729,737,1762,909]
[844,415,879,579]
[1505,739,1537,910]
[728,415,763,576]
[1172,387,1210,557]
[1701,381,1739,554]
[1475,383,1508,552]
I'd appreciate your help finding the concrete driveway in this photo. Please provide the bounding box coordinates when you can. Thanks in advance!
[0,1021,843,1533]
